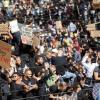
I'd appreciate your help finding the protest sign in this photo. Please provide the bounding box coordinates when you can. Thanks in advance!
[32,36,40,48]
[56,21,62,29]
[93,0,100,9]
[9,20,20,33]
[90,30,100,38]
[18,23,25,32]
[86,22,100,31]
[21,35,33,45]
[21,26,33,45]
[0,40,11,69]
[3,0,9,8]
[86,23,96,31]
[93,0,100,4]
[21,26,33,36]
[0,23,9,35]
[87,22,100,38]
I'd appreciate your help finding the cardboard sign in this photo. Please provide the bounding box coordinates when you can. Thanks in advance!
[56,21,62,29]
[93,0,100,9]
[21,26,33,36]
[0,23,9,35]
[93,0,100,4]
[21,26,33,45]
[0,40,11,68]
[86,23,96,31]
[32,36,40,48]
[9,20,20,33]
[21,35,33,45]
[90,30,100,38]
[86,22,100,31]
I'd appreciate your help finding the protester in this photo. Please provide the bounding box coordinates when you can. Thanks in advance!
[0,0,99,100]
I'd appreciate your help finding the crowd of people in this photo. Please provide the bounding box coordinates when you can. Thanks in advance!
[0,0,100,100]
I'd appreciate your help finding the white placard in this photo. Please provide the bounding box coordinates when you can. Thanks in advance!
[9,20,20,33]
[3,0,9,8]
[21,26,33,36]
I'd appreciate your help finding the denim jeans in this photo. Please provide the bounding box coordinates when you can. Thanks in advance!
[62,71,76,85]
[96,89,100,100]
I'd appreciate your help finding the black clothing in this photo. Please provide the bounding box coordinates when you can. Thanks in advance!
[16,61,26,75]
[32,63,43,77]
[22,77,38,100]
[10,82,24,99]
[51,56,67,75]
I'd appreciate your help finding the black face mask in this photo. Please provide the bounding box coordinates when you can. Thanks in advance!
[12,80,16,82]
[27,76,32,80]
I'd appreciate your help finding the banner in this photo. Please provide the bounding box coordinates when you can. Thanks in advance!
[0,23,9,35]
[9,20,20,33]
[0,40,11,68]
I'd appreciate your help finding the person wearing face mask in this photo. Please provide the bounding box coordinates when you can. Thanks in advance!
[22,69,38,100]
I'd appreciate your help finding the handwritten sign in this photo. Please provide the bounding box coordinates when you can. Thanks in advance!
[93,0,100,9]
[21,26,33,36]
[86,23,96,31]
[0,23,9,35]
[21,35,33,45]
[90,30,100,38]
[56,21,62,29]
[32,36,40,48]
[86,22,100,31]
[9,20,20,33]
[0,40,11,68]
[3,0,9,8]
[21,26,33,45]
[93,0,100,4]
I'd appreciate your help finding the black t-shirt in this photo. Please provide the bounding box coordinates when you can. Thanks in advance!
[32,63,43,77]
[22,77,38,97]
[10,82,24,99]
[22,78,37,87]
[51,56,67,75]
